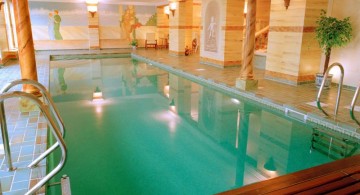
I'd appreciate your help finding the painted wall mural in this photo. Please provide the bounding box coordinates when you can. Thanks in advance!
[204,1,219,52]
[99,4,157,43]
[28,2,157,49]
[29,2,88,41]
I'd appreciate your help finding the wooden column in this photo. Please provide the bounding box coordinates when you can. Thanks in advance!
[236,0,258,90]
[12,0,40,96]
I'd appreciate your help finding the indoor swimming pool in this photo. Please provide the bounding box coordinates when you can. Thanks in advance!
[46,57,359,194]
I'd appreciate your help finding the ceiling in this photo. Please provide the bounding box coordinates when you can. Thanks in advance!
[28,0,169,6]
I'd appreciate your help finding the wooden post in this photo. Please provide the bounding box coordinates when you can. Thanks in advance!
[236,0,258,90]
[12,0,40,96]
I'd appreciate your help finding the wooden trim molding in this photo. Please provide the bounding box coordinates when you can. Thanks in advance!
[157,25,169,29]
[265,70,315,83]
[221,26,245,31]
[88,25,99,28]
[200,57,241,67]
[169,26,200,29]
[269,26,316,33]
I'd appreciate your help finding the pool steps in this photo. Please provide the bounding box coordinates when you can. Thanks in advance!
[0,79,68,195]
[350,83,360,126]
[316,63,345,117]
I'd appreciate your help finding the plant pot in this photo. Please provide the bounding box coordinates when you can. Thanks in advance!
[132,46,137,50]
[316,73,333,89]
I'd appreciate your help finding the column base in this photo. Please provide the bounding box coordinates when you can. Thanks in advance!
[19,90,43,113]
[19,97,42,113]
[236,78,258,90]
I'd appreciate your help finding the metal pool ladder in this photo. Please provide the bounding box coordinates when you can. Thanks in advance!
[316,62,345,117]
[0,79,67,195]
[350,83,360,126]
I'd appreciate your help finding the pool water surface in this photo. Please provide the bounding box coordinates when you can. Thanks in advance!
[46,57,358,195]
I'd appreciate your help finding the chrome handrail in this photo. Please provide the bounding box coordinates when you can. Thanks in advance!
[316,62,345,117]
[0,100,16,171]
[0,79,65,169]
[350,83,360,126]
[0,91,67,195]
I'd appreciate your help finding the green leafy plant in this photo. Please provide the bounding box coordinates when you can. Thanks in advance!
[315,10,352,74]
[130,39,138,47]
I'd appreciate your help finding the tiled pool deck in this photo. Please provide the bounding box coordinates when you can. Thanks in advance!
[0,49,359,194]
[0,54,49,194]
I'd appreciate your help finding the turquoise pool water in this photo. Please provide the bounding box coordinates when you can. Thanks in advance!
[47,57,357,194]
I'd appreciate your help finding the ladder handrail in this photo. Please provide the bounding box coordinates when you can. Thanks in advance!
[316,62,345,117]
[0,79,65,135]
[0,79,65,169]
[0,100,15,171]
[350,83,360,126]
[0,91,67,195]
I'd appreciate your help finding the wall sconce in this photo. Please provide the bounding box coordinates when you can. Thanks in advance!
[164,5,170,18]
[0,2,4,11]
[284,0,290,10]
[169,2,177,16]
[86,0,98,18]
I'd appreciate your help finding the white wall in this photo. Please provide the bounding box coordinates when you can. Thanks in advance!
[323,0,360,88]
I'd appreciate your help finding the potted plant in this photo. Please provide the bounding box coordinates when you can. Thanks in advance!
[315,10,352,88]
[130,39,138,50]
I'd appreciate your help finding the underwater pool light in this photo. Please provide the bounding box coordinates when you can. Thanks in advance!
[231,98,240,104]
[264,157,277,171]
[93,86,103,102]
[169,98,176,112]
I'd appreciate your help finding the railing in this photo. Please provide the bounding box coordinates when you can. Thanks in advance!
[0,80,67,195]
[316,62,345,117]
[0,79,65,170]
[350,83,360,126]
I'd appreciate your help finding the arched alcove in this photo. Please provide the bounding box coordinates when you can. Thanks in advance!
[204,0,220,53]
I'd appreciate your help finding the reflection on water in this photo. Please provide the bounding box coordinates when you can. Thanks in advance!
[50,58,359,194]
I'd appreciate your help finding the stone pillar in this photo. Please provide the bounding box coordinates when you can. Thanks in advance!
[0,2,9,66]
[88,7,100,50]
[12,0,40,96]
[156,5,169,48]
[264,0,327,85]
[168,0,194,56]
[236,0,258,90]
[200,0,245,68]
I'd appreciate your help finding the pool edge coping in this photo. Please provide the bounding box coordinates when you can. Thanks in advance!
[131,53,360,141]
